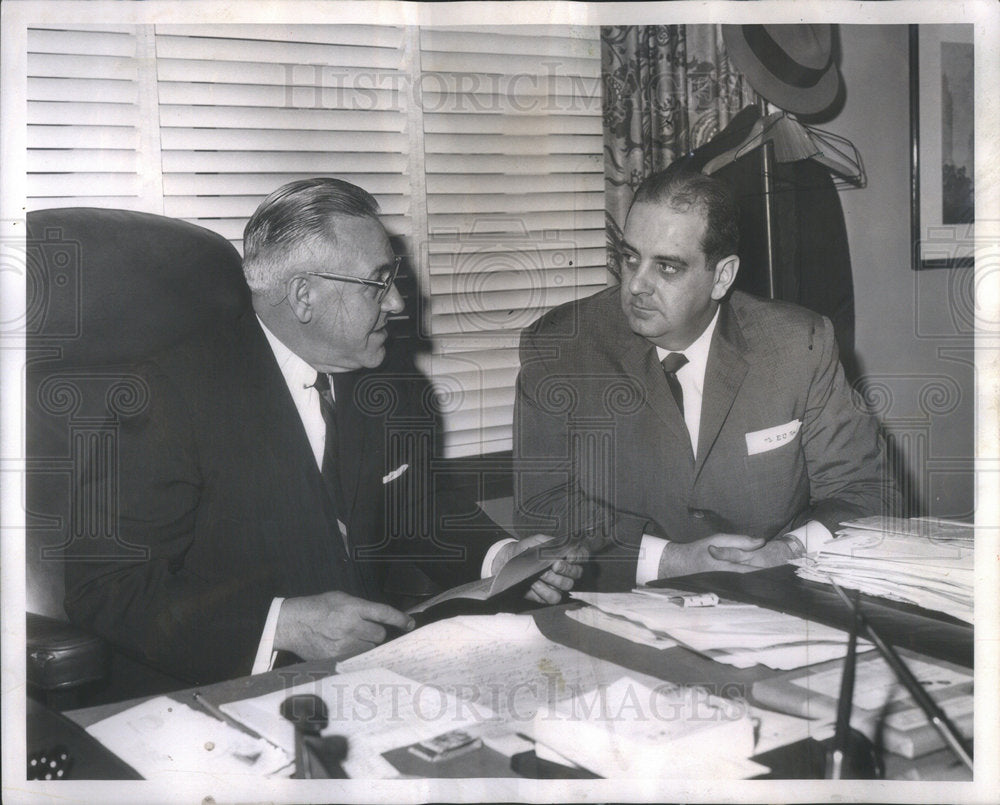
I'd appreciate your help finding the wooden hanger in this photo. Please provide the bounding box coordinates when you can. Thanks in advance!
[703,110,866,187]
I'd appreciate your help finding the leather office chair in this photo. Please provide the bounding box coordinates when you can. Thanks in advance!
[25,207,251,707]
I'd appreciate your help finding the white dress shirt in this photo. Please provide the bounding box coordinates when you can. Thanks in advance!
[635,307,829,585]
[250,317,504,672]
[654,306,719,458]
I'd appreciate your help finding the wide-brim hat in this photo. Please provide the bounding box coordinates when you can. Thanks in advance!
[722,24,841,115]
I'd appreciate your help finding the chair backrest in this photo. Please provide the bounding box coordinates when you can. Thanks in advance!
[25,208,251,617]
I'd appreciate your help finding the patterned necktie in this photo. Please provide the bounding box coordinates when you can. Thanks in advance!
[661,352,688,418]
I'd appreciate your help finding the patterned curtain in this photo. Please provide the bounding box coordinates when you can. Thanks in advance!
[602,25,758,275]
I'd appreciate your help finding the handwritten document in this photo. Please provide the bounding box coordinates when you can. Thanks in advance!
[338,614,636,724]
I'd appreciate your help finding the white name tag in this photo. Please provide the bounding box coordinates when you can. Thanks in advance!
[382,463,409,484]
[745,419,801,456]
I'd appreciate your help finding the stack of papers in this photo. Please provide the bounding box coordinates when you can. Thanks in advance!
[792,516,974,623]
[571,591,869,669]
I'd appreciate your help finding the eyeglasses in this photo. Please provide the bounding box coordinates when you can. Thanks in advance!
[305,255,403,303]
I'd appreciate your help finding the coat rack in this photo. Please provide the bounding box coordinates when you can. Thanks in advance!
[703,101,866,300]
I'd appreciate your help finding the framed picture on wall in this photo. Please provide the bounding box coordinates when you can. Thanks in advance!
[909,24,975,269]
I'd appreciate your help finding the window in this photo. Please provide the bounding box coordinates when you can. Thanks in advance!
[26,24,607,457]
[27,25,159,211]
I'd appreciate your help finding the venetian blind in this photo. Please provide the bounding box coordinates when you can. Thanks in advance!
[417,26,606,456]
[26,24,162,212]
[24,24,606,457]
[153,24,410,247]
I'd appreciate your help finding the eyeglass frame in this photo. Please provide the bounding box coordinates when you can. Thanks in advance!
[304,255,403,303]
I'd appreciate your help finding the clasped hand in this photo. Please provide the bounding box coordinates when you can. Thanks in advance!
[659,533,803,579]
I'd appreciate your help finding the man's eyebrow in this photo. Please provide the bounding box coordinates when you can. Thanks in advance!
[619,240,690,268]
[365,258,395,277]
[652,254,690,268]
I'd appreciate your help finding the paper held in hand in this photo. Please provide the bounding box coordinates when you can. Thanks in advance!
[406,540,552,615]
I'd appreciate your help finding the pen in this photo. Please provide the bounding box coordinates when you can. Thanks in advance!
[827,578,973,772]
[828,596,859,779]
[193,690,264,740]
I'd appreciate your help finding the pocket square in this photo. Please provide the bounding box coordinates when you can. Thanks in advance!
[745,420,801,456]
[382,464,409,484]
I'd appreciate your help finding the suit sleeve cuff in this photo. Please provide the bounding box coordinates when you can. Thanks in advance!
[784,520,833,554]
[251,597,285,675]
[636,534,669,586]
[482,538,518,578]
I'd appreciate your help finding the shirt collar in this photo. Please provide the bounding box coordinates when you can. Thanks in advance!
[257,315,321,393]
[655,304,720,378]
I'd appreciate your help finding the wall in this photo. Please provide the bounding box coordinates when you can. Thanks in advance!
[831,25,974,518]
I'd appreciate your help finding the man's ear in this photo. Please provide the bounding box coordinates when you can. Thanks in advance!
[287,275,313,323]
[710,254,739,301]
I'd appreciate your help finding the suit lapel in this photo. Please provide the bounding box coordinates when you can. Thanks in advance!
[241,314,325,493]
[695,300,748,477]
[618,324,693,457]
[240,313,355,569]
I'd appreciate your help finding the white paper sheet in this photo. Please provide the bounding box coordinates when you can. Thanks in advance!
[788,654,971,712]
[86,696,292,781]
[570,592,869,669]
[532,675,767,779]
[565,605,677,649]
[336,614,625,723]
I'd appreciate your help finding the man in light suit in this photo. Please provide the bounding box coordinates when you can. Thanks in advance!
[513,165,892,591]
[64,178,583,689]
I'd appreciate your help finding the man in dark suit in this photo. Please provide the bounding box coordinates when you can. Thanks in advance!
[64,178,583,687]
[513,165,892,591]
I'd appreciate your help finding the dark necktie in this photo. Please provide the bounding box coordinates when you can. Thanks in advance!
[312,372,345,521]
[313,373,376,597]
[661,352,688,418]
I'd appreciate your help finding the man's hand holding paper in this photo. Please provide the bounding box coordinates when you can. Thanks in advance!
[275,591,415,661]
[490,534,588,605]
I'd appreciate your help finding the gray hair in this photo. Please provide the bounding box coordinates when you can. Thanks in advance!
[242,177,381,293]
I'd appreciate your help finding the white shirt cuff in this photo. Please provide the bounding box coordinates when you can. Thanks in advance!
[482,537,518,578]
[636,534,669,586]
[785,520,833,554]
[251,597,285,675]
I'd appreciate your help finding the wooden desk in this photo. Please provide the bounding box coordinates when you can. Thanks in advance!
[63,602,971,781]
